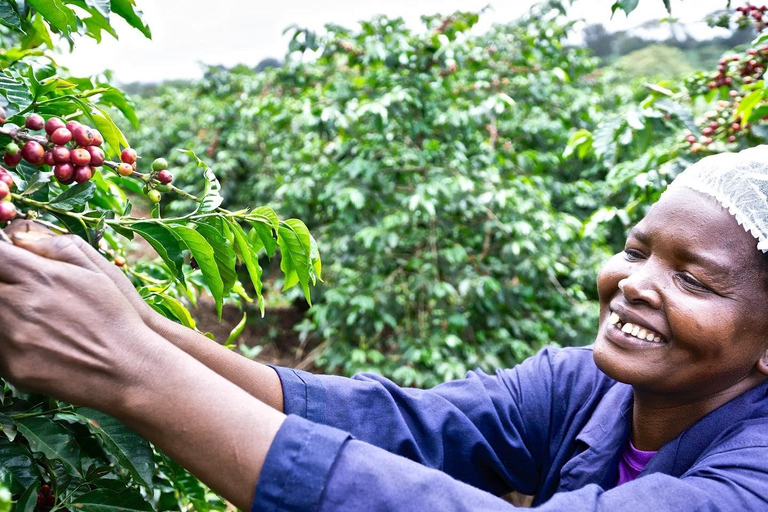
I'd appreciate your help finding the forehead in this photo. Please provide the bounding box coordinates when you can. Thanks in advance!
[635,187,761,276]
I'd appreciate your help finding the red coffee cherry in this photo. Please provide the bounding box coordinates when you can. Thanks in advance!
[25,113,45,131]
[87,146,105,166]
[121,148,137,165]
[52,145,71,163]
[50,127,73,145]
[114,255,126,267]
[44,151,56,166]
[54,163,75,183]
[3,151,21,167]
[0,169,14,189]
[73,125,95,147]
[45,117,66,136]
[90,130,104,146]
[65,120,81,133]
[70,148,91,166]
[73,165,93,183]
[0,181,9,200]
[0,201,17,222]
[21,141,45,164]
[157,169,173,184]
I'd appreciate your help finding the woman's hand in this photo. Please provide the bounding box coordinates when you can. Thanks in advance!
[0,235,162,408]
[6,221,286,411]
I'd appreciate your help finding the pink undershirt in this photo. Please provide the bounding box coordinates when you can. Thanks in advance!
[616,439,657,486]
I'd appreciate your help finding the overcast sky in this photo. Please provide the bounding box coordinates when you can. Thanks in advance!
[56,0,731,84]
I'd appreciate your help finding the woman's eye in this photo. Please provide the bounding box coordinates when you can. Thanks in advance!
[623,249,645,261]
[676,273,710,292]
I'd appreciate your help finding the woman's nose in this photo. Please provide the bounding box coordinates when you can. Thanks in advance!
[618,271,663,309]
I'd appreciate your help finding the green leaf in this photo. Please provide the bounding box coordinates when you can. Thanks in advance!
[20,171,52,196]
[97,86,139,128]
[226,311,248,346]
[15,482,38,512]
[48,181,96,208]
[177,149,223,212]
[75,408,154,489]
[83,0,111,18]
[90,105,129,157]
[159,294,196,328]
[70,488,154,511]
[0,2,21,28]
[230,220,264,315]
[127,222,185,284]
[0,437,40,494]
[195,221,237,296]
[16,417,81,477]
[611,0,639,17]
[110,0,151,38]
[0,413,16,442]
[0,71,33,113]
[737,88,763,125]
[277,219,313,304]
[27,0,77,35]
[170,225,224,317]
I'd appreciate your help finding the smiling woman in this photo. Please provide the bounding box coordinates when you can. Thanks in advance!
[0,148,767,511]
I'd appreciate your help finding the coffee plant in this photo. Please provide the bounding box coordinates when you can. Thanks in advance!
[0,1,318,510]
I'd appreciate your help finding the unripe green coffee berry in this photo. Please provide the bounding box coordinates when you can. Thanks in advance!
[152,158,168,171]
[156,183,172,193]
[147,189,162,203]
[5,143,19,156]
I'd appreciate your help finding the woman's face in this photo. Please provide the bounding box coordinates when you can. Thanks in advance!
[594,186,768,405]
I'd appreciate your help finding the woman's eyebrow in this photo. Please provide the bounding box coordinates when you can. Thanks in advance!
[627,227,735,279]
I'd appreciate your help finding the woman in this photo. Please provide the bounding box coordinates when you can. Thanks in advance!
[0,148,766,511]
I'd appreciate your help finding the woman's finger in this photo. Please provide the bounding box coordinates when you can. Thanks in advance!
[11,232,102,274]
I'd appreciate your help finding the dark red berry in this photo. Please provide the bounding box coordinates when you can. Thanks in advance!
[0,181,9,200]
[73,125,95,147]
[44,151,56,166]
[50,127,73,145]
[54,163,75,182]
[70,148,91,166]
[73,165,93,183]
[25,113,45,131]
[65,120,81,133]
[86,146,105,166]
[21,141,45,164]
[121,148,137,164]
[90,130,103,146]
[3,152,21,167]
[0,201,16,223]
[45,117,66,136]
[52,146,71,163]
[157,169,173,184]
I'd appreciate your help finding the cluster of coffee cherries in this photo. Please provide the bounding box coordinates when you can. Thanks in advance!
[0,109,175,223]
[35,483,55,512]
[3,113,107,185]
[735,4,768,32]
[684,100,746,152]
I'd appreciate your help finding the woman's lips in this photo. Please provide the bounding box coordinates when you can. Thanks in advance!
[608,311,665,344]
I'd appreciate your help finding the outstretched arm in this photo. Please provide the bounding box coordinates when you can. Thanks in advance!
[0,238,284,509]
[8,224,285,411]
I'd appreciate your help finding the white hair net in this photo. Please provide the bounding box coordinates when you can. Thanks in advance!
[666,146,768,253]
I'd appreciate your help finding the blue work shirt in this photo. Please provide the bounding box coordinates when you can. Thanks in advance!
[251,347,768,511]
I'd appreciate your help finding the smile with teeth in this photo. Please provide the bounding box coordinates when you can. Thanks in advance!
[608,311,664,343]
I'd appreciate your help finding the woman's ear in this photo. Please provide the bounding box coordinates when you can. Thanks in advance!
[756,349,768,377]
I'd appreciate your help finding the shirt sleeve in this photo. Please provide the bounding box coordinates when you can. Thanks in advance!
[270,347,562,496]
[251,416,768,512]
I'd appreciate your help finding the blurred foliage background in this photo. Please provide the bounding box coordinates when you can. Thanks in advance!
[121,0,768,387]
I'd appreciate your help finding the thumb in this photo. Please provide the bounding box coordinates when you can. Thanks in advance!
[11,232,102,273]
